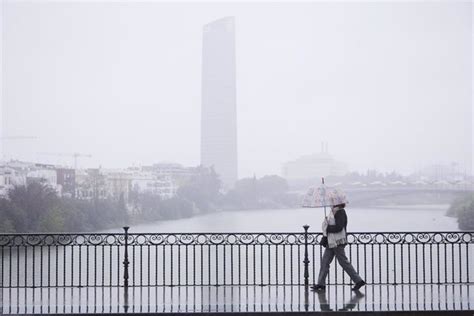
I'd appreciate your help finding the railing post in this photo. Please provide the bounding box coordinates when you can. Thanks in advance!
[123,226,130,288]
[303,225,310,288]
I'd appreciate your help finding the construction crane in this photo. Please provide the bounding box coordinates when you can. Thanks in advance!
[38,152,92,170]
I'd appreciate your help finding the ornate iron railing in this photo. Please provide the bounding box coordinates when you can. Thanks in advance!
[1,229,473,288]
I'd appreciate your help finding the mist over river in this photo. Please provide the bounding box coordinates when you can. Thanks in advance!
[120,204,458,233]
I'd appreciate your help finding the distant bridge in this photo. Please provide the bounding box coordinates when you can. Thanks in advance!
[342,186,472,205]
[344,186,473,193]
[293,184,473,194]
[292,185,473,206]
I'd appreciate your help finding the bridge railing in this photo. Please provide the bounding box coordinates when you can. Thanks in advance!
[1,229,473,288]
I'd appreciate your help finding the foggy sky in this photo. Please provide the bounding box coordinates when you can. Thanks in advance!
[1,1,472,178]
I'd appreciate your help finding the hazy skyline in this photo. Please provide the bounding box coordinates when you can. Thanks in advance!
[1,1,472,178]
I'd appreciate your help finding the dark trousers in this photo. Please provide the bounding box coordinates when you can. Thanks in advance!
[317,244,363,286]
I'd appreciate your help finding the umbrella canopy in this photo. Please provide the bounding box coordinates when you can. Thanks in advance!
[302,183,349,208]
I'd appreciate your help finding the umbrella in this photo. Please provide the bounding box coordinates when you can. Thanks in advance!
[302,178,349,217]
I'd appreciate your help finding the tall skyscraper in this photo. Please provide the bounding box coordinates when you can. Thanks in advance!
[201,17,238,188]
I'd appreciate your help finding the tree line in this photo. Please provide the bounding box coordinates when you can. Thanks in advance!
[0,169,296,233]
[0,182,128,233]
[447,193,474,230]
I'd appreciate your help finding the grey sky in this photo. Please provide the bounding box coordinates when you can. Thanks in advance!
[1,1,472,178]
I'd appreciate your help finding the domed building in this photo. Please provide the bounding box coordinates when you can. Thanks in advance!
[282,143,347,180]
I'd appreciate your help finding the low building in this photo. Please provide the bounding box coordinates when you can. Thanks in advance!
[56,168,76,198]
[141,163,198,186]
[415,163,466,182]
[104,171,132,203]
[130,172,177,200]
[282,146,347,180]
[75,168,107,200]
[1,161,68,197]
[0,167,24,197]
[26,167,59,192]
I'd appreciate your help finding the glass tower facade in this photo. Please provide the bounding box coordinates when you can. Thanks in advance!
[201,17,238,188]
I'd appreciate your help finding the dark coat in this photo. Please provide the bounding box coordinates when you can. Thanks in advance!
[326,208,348,233]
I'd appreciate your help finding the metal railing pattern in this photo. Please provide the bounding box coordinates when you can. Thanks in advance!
[1,228,473,288]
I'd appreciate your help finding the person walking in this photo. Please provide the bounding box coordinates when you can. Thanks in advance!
[311,203,366,292]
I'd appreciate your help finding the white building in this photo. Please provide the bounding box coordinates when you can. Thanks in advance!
[142,163,196,181]
[104,171,132,202]
[130,172,177,200]
[282,145,348,180]
[26,168,59,192]
[0,167,25,197]
[0,161,66,197]
[75,168,107,200]
[416,163,467,182]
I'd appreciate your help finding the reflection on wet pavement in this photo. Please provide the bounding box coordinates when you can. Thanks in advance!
[1,284,473,314]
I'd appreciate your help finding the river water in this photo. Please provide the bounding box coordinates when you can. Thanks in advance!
[125,204,458,233]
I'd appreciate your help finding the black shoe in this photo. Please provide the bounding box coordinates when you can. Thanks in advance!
[310,284,326,292]
[353,290,365,298]
[352,280,366,291]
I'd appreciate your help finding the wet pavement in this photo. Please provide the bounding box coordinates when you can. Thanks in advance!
[1,284,473,314]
